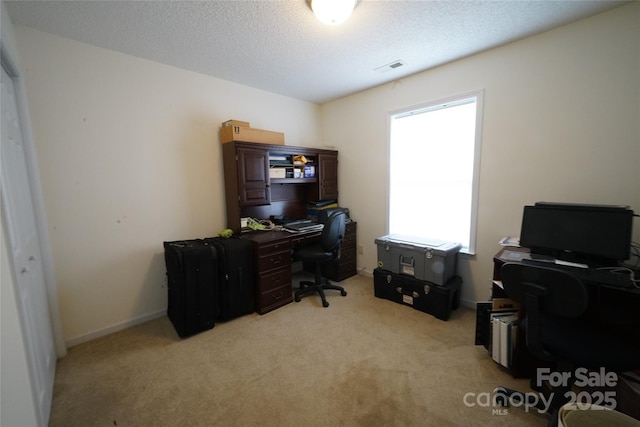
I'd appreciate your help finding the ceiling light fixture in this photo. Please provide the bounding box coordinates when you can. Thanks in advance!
[311,0,358,26]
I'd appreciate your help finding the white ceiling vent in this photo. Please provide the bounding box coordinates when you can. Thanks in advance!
[374,60,406,73]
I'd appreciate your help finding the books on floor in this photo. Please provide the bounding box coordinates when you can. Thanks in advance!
[490,311,519,368]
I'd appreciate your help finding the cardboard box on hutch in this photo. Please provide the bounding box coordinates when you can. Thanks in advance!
[220,120,284,145]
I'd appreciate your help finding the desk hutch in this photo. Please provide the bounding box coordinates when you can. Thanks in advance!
[222,141,339,233]
[222,141,356,314]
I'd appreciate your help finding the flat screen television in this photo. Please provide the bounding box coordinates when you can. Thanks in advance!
[519,202,634,267]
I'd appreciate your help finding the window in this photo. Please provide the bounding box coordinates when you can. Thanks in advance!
[388,91,483,254]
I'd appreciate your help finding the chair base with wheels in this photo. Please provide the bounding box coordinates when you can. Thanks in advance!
[294,263,347,307]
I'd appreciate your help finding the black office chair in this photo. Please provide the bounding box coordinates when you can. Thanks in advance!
[294,212,347,308]
[497,262,640,426]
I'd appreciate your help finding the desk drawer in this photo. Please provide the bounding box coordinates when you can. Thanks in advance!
[257,283,292,313]
[323,259,357,282]
[339,247,356,263]
[258,267,291,293]
[258,239,291,256]
[291,232,321,247]
[342,225,356,249]
[257,250,291,272]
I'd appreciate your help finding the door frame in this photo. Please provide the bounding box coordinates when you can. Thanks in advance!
[1,11,66,359]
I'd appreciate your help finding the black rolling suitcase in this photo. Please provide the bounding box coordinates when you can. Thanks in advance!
[164,239,219,338]
[163,236,255,337]
[205,236,255,322]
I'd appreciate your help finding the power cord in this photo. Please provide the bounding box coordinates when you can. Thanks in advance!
[246,217,276,231]
[596,266,640,289]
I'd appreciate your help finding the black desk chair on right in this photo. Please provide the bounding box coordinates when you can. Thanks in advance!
[294,211,347,308]
[497,262,640,426]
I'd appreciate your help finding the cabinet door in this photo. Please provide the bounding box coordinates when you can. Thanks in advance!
[237,147,270,206]
[318,153,338,201]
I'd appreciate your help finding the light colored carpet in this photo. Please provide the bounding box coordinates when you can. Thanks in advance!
[49,273,548,426]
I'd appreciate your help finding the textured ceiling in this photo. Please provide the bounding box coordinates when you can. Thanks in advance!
[4,0,629,104]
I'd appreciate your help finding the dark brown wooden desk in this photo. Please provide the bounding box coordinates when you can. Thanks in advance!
[485,246,640,377]
[245,221,357,314]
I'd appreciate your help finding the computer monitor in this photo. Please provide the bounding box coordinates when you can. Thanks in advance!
[519,202,634,266]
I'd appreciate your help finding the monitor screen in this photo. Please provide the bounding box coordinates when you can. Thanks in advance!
[519,202,634,266]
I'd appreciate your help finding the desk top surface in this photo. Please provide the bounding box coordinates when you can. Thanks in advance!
[242,220,354,244]
[242,228,321,244]
[495,246,640,294]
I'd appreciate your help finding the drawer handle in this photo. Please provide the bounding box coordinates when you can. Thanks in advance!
[272,290,283,300]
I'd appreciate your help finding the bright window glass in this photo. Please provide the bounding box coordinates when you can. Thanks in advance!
[388,91,483,253]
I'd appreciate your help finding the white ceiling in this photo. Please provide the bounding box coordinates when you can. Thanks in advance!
[4,0,629,104]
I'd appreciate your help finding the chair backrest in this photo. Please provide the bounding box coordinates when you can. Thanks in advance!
[320,211,346,254]
[501,263,588,318]
[501,262,589,362]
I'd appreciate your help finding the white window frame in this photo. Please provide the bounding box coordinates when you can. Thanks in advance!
[386,90,484,254]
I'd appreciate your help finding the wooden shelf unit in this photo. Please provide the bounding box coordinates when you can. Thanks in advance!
[222,141,339,233]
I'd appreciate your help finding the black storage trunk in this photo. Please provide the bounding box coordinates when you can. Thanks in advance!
[204,236,255,322]
[163,236,255,338]
[373,268,462,321]
[164,239,219,337]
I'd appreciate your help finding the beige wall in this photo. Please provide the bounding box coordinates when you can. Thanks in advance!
[12,3,640,343]
[320,3,640,305]
[14,26,321,344]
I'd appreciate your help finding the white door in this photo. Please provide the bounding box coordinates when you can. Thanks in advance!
[1,65,56,425]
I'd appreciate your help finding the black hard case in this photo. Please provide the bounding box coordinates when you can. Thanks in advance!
[204,237,255,322]
[164,239,219,337]
[373,268,462,321]
[163,237,254,338]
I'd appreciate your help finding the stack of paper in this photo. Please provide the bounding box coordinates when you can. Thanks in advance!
[490,311,519,368]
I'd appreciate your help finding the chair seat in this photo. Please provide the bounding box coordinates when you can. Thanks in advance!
[295,245,334,262]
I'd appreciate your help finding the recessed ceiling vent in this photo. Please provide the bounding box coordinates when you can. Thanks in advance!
[374,60,406,73]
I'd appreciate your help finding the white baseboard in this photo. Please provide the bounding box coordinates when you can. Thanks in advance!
[65,309,166,348]
[459,298,476,310]
[357,268,373,278]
